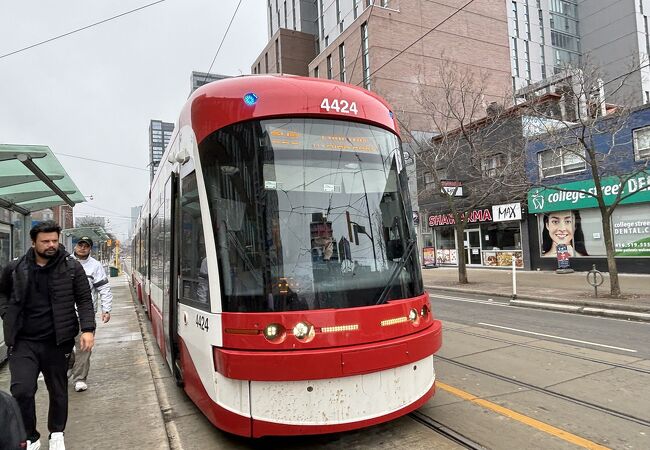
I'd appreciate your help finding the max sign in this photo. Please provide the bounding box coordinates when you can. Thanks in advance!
[492,203,522,223]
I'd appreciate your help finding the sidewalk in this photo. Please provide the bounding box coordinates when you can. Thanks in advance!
[422,266,650,321]
[0,274,169,449]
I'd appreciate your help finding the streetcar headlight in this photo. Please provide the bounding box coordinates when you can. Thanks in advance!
[263,323,285,342]
[408,308,418,322]
[293,322,315,341]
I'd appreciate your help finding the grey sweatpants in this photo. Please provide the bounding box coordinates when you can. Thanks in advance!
[69,333,92,383]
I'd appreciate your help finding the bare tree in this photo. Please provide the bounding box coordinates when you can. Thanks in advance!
[525,62,650,297]
[402,62,529,284]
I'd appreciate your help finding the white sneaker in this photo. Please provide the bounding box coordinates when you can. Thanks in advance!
[49,432,65,450]
[26,439,41,450]
[74,381,88,392]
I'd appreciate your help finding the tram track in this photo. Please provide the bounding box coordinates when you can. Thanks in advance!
[449,326,650,375]
[408,411,488,449]
[437,355,650,428]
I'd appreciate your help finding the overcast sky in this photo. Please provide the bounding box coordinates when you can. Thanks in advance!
[0,0,266,241]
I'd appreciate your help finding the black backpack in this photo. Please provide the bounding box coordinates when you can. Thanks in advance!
[0,389,26,450]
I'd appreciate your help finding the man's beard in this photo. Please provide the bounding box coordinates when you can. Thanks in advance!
[36,248,57,259]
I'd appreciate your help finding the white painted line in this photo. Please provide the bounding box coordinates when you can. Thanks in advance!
[429,294,509,306]
[478,322,638,353]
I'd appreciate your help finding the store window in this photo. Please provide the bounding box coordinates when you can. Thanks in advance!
[481,222,524,267]
[633,126,650,160]
[538,208,606,257]
[434,227,457,264]
[611,204,650,256]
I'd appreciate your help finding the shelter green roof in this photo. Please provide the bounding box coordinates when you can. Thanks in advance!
[63,227,111,244]
[0,144,85,214]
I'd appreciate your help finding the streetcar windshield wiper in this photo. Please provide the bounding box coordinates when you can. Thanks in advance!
[375,238,416,305]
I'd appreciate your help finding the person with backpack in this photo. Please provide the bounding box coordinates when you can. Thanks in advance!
[0,221,96,450]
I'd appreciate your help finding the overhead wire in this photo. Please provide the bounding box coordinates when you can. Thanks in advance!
[54,152,149,172]
[203,0,244,83]
[0,0,167,60]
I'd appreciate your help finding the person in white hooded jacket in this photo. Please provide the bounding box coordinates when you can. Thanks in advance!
[69,236,112,393]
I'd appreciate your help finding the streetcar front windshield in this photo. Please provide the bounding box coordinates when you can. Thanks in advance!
[199,118,422,312]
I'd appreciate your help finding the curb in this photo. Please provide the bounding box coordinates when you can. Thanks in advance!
[128,280,183,450]
[424,285,650,322]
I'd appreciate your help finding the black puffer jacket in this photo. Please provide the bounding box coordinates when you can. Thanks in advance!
[0,246,96,347]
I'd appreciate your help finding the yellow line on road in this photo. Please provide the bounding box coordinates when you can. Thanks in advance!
[436,381,610,450]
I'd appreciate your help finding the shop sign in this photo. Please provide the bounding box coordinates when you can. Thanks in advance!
[422,247,436,267]
[528,171,650,213]
[441,180,463,197]
[428,208,492,227]
[556,244,571,269]
[492,203,522,222]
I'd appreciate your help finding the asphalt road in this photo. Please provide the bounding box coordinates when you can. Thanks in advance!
[428,289,650,359]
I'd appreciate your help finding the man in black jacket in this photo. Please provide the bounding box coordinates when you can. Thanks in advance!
[0,221,96,450]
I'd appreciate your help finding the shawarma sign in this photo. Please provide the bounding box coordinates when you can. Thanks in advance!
[528,171,650,213]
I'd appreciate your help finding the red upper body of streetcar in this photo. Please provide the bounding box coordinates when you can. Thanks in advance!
[131,75,442,437]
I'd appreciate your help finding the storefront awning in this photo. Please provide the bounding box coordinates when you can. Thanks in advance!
[0,144,86,214]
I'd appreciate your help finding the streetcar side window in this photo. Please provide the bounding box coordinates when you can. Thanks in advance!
[179,172,209,308]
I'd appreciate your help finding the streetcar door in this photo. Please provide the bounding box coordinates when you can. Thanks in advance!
[162,173,179,372]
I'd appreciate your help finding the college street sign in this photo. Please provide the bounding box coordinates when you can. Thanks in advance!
[528,171,650,213]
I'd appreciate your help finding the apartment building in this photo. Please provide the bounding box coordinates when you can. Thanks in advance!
[510,0,650,106]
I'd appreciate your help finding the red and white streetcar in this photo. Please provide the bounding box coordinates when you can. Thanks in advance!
[131,75,442,437]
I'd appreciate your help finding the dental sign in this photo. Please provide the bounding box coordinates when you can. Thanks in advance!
[528,171,650,213]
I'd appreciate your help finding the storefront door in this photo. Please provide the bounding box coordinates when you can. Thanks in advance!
[464,229,482,265]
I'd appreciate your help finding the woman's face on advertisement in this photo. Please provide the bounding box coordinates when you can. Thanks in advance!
[546,211,574,246]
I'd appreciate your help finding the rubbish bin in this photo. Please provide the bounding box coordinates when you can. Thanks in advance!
[109,266,119,277]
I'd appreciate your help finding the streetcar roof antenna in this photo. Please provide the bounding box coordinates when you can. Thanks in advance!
[0,144,86,213]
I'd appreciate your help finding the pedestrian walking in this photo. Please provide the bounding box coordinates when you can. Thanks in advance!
[0,221,96,450]
[69,236,112,392]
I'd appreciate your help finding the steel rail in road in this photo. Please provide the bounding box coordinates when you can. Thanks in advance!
[409,411,488,450]
[437,356,650,428]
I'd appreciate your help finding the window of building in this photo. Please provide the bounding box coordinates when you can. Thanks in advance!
[645,16,650,62]
[538,146,586,177]
[292,0,296,29]
[524,3,531,39]
[512,1,519,37]
[361,22,370,89]
[265,53,269,72]
[339,43,346,82]
[511,37,519,77]
[314,65,319,78]
[524,41,531,80]
[633,126,650,160]
[482,153,507,177]
[354,0,359,18]
[424,171,434,188]
[319,0,325,40]
[275,38,281,73]
[326,54,333,79]
[336,0,341,29]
